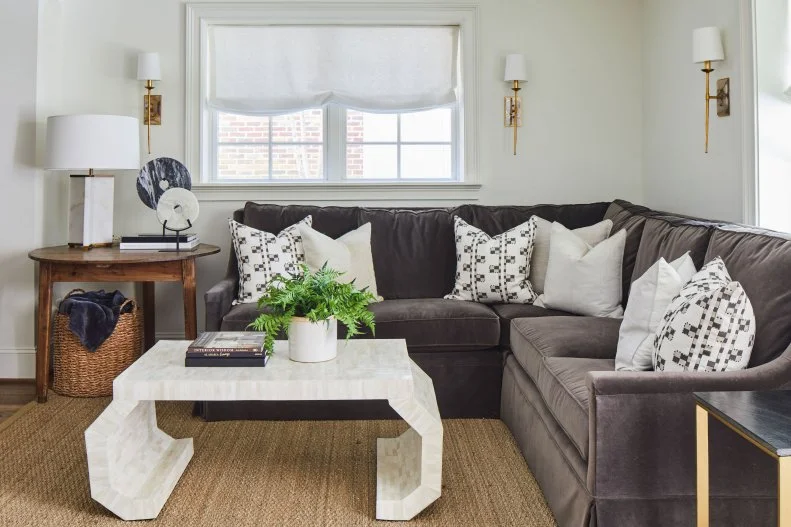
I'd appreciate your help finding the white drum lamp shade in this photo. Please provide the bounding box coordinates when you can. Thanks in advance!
[137,52,161,81]
[44,114,141,247]
[504,54,528,82]
[693,27,724,64]
[45,114,140,171]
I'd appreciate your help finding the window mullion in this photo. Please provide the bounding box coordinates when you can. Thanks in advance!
[326,105,344,181]
[396,114,402,179]
[268,118,273,180]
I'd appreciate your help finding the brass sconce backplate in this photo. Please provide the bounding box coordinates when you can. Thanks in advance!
[504,96,522,127]
[144,95,162,125]
[716,78,730,117]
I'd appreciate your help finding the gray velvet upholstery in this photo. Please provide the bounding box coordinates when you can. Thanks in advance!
[204,199,791,526]
[491,304,574,348]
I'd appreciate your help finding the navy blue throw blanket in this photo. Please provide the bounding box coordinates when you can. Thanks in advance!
[59,290,133,352]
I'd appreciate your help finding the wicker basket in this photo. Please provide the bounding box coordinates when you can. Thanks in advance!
[53,289,143,397]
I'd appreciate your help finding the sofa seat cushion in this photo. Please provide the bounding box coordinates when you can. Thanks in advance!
[368,299,500,352]
[491,304,574,348]
[511,316,621,381]
[537,357,614,461]
[222,299,501,352]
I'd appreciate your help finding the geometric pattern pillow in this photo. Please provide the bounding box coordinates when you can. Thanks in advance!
[652,257,755,372]
[444,216,537,304]
[229,216,312,304]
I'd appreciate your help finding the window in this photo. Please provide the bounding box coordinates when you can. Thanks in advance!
[186,4,479,192]
[213,107,455,182]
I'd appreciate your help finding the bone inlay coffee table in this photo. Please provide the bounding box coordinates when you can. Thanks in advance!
[84,339,443,521]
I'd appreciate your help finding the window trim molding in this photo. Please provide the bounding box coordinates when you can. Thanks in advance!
[185,2,480,195]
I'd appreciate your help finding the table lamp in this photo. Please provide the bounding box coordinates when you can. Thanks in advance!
[45,114,141,248]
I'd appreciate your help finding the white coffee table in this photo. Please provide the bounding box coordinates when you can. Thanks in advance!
[84,339,443,521]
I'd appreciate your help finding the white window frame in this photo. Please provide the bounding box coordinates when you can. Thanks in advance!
[185,2,480,201]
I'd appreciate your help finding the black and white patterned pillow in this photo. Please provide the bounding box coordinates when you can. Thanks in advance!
[652,257,755,372]
[229,216,312,303]
[445,216,537,304]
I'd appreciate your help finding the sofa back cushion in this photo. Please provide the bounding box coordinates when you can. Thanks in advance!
[631,218,712,281]
[242,203,360,239]
[705,227,791,366]
[358,208,456,299]
[604,200,649,304]
[452,203,609,236]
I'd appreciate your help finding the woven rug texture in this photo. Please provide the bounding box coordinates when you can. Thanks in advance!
[0,395,556,526]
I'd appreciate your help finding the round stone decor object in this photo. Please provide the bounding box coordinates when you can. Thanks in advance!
[156,188,200,231]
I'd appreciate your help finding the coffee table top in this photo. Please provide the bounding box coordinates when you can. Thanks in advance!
[114,339,413,402]
[695,391,791,457]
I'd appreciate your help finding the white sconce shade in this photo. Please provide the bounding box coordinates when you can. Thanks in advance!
[504,54,528,82]
[45,114,141,170]
[693,27,724,64]
[137,52,161,81]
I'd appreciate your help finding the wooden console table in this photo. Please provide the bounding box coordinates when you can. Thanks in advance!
[28,244,220,403]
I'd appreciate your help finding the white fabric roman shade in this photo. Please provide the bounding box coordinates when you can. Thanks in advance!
[208,25,459,114]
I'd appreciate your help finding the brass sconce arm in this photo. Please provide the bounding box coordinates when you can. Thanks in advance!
[510,80,521,156]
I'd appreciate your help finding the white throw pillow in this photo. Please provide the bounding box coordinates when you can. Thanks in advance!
[536,223,626,317]
[615,254,697,371]
[653,257,755,372]
[299,222,380,298]
[445,216,538,304]
[229,216,312,303]
[530,218,613,294]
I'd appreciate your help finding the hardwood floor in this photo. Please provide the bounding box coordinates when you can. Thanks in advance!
[0,381,36,424]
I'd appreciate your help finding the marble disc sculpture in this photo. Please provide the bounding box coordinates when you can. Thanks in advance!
[137,157,192,210]
[156,188,200,231]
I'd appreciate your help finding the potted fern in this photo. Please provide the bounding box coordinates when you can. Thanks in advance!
[249,264,377,362]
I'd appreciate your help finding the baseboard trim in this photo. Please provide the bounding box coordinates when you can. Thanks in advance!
[0,351,35,379]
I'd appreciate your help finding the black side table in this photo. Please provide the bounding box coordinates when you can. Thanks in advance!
[695,391,791,527]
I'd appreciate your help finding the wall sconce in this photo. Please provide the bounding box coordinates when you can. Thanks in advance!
[504,54,527,156]
[137,52,162,154]
[693,27,729,153]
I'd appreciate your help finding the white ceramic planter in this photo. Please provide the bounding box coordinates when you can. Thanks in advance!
[288,316,338,363]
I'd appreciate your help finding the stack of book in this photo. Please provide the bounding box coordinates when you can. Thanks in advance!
[185,332,269,367]
[120,234,200,251]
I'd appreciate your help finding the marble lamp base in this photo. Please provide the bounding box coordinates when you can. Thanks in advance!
[69,175,114,247]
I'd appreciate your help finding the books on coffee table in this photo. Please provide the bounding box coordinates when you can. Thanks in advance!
[185,331,269,367]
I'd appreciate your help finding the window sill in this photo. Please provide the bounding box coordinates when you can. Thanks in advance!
[191,181,482,202]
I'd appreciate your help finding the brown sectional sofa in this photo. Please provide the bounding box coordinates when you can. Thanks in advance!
[203,200,791,527]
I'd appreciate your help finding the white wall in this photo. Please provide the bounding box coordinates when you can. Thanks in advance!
[755,0,791,231]
[0,0,39,378]
[29,0,644,352]
[642,0,747,222]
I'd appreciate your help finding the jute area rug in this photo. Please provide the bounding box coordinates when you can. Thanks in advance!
[0,395,557,526]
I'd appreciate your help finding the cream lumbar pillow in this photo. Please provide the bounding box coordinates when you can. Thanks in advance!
[298,223,380,298]
[615,254,697,371]
[535,223,626,317]
[530,218,613,294]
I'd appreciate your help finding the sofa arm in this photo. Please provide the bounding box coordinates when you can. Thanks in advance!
[587,346,791,396]
[205,276,237,331]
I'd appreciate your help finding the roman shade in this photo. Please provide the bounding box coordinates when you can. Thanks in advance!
[208,25,459,114]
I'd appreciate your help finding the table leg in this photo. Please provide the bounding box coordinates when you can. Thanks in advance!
[780,457,791,527]
[377,361,443,521]
[696,405,710,527]
[85,399,193,520]
[182,259,197,340]
[35,263,53,403]
[142,282,156,351]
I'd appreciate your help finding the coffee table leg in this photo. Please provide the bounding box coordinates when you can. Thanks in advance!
[377,361,443,521]
[85,399,193,520]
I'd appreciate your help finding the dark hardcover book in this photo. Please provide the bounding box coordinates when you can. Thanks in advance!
[188,331,265,354]
[186,350,264,358]
[121,234,197,243]
[185,355,269,367]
